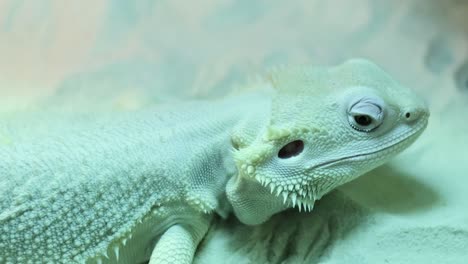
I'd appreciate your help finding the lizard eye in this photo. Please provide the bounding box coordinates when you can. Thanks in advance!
[348,97,384,132]
[354,115,372,126]
[278,140,304,159]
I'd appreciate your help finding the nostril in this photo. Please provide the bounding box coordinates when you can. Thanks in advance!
[403,109,423,122]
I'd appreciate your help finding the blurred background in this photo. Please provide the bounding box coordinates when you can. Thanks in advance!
[0,1,467,263]
[0,0,467,111]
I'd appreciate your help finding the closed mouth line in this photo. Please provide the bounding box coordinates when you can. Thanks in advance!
[307,117,428,171]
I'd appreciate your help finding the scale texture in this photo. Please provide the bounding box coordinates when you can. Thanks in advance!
[0,59,428,263]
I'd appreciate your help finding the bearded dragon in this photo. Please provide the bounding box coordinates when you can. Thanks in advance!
[0,59,429,264]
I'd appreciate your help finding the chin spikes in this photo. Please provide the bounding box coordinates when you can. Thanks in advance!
[283,192,315,212]
[256,174,316,213]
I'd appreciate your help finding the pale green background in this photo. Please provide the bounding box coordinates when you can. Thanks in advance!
[0,1,467,263]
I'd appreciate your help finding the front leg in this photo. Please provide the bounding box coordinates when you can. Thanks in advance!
[149,220,210,264]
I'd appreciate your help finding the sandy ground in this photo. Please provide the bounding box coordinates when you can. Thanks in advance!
[1,1,467,263]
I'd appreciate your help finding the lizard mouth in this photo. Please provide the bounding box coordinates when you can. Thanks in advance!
[307,116,429,172]
[259,117,428,213]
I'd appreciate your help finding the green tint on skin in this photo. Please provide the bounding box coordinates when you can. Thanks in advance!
[227,59,429,225]
[0,59,428,264]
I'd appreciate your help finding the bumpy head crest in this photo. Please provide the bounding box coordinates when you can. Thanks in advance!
[267,65,327,94]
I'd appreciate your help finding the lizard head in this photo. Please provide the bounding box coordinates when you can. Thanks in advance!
[226,59,429,225]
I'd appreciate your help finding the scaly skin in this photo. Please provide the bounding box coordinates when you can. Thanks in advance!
[0,59,429,264]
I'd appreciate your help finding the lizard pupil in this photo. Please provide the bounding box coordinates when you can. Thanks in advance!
[278,140,304,159]
[354,115,372,126]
